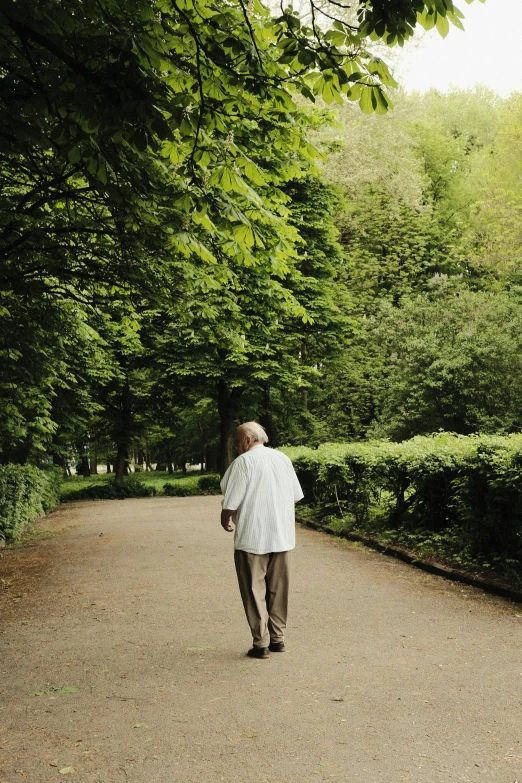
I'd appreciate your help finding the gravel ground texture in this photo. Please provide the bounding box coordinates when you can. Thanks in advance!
[0,496,521,783]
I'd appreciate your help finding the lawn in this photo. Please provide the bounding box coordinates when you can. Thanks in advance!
[60,470,220,501]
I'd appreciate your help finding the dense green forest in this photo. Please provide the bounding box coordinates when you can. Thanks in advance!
[4,0,521,483]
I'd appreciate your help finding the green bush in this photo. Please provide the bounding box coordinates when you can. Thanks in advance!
[0,465,63,542]
[64,475,156,501]
[162,474,221,497]
[163,482,193,497]
[197,475,222,494]
[282,433,522,581]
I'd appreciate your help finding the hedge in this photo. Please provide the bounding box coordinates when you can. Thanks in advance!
[61,473,222,500]
[163,474,222,497]
[282,433,522,580]
[0,464,63,542]
[63,474,156,501]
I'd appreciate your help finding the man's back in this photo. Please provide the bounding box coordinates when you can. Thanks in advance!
[220,445,303,555]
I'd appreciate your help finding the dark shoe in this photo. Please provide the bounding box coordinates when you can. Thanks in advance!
[269,641,285,652]
[247,646,270,659]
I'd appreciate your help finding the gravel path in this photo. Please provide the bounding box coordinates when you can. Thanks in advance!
[0,496,521,783]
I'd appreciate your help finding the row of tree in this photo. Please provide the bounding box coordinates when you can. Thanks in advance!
[4,0,519,477]
[307,89,522,443]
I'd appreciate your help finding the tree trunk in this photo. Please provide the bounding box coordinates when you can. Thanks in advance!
[205,445,219,473]
[106,462,112,474]
[80,455,90,477]
[76,441,90,477]
[260,384,278,447]
[115,445,127,481]
[301,342,309,412]
[217,381,242,476]
[52,453,66,475]
[90,451,98,474]
[114,381,132,481]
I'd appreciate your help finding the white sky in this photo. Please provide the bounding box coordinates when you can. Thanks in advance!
[393,0,522,96]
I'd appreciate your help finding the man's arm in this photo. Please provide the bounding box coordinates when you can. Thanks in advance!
[221,509,235,532]
[220,458,247,533]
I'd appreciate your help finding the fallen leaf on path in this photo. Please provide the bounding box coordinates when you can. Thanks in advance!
[331,697,344,702]
[59,767,75,775]
[132,723,146,728]
[185,646,216,651]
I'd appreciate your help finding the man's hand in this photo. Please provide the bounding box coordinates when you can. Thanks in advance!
[221,509,234,532]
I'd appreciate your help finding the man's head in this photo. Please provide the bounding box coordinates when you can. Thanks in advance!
[234,421,268,454]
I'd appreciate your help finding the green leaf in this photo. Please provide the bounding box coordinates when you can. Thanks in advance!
[359,86,374,114]
[346,83,363,101]
[434,0,449,15]
[417,9,436,30]
[299,84,315,102]
[151,116,172,141]
[67,145,82,164]
[447,8,465,30]
[315,76,342,106]
[297,48,316,66]
[233,224,255,248]
[239,158,267,186]
[168,144,182,165]
[435,12,450,37]
[209,165,233,191]
[372,86,391,114]
[96,163,108,185]
[132,128,148,152]
[324,30,347,47]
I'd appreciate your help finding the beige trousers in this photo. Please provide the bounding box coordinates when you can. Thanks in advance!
[234,550,290,648]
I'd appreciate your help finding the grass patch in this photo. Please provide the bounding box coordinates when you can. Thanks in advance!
[60,471,221,501]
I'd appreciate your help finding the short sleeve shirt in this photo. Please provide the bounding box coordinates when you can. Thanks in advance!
[220,445,304,555]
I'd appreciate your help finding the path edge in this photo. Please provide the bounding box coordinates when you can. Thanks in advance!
[298,520,522,604]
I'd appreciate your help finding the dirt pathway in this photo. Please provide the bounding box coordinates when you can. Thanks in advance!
[0,496,521,783]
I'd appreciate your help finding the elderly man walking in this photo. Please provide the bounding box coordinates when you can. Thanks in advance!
[220,421,304,659]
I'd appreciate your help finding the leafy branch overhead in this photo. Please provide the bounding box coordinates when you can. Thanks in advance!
[0,0,484,468]
[0,0,479,301]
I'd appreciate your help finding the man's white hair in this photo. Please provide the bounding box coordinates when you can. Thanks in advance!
[237,421,269,444]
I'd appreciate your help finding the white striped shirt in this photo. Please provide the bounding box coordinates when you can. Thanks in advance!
[221,445,304,555]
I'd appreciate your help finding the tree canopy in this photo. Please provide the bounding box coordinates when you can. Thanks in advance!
[1,0,496,473]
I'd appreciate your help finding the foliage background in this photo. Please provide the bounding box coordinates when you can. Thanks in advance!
[3,1,522,581]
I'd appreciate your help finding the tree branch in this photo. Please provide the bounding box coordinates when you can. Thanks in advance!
[6,17,99,84]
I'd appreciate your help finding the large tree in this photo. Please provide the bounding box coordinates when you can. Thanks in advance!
[0,0,480,465]
[371,277,522,439]
[1,0,473,300]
